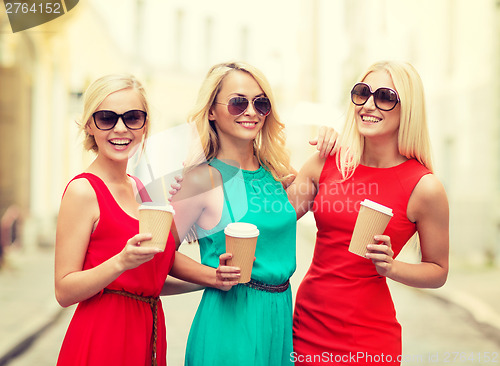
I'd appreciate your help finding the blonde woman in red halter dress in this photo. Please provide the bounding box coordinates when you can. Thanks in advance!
[55,74,176,366]
[290,61,449,365]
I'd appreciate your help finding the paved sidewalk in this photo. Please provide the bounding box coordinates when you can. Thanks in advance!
[0,246,62,365]
[421,264,500,336]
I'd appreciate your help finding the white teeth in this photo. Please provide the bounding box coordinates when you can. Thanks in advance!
[239,122,257,127]
[362,116,381,123]
[110,139,131,146]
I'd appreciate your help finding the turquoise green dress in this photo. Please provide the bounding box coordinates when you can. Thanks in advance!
[185,158,296,366]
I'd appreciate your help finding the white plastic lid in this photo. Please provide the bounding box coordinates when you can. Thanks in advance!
[139,204,175,215]
[360,199,393,216]
[224,222,259,238]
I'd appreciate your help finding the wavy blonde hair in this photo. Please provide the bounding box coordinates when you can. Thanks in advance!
[184,62,292,181]
[79,74,150,153]
[337,61,433,180]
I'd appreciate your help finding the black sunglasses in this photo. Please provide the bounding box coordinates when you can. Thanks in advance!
[350,83,400,111]
[92,110,147,130]
[215,96,271,117]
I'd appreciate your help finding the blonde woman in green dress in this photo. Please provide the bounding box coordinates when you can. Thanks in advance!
[168,62,337,366]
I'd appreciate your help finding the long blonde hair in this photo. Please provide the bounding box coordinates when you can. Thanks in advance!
[79,74,150,153]
[337,61,433,180]
[185,62,292,181]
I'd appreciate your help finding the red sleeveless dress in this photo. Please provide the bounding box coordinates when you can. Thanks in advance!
[293,156,430,366]
[57,173,175,366]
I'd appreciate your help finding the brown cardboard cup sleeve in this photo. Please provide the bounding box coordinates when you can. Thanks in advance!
[349,199,393,257]
[224,223,259,283]
[138,204,175,251]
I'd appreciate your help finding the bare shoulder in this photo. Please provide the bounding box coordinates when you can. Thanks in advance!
[173,163,222,204]
[183,164,221,192]
[408,174,449,221]
[58,177,99,228]
[63,177,97,203]
[413,174,447,202]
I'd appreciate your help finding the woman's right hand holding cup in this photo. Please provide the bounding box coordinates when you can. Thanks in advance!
[116,233,162,272]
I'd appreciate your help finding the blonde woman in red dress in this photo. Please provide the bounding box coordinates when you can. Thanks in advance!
[290,61,449,365]
[55,74,176,366]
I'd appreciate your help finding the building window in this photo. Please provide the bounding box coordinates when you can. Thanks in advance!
[204,17,213,65]
[174,9,184,70]
[240,26,248,61]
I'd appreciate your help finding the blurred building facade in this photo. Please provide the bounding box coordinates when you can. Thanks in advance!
[0,0,498,265]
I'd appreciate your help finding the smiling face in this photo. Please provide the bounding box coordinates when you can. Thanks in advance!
[209,70,267,145]
[355,70,401,142]
[86,88,146,162]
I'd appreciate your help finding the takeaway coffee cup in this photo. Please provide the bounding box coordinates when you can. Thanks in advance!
[138,204,175,251]
[224,223,260,283]
[349,199,393,257]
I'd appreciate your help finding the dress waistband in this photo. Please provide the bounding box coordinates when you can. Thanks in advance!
[103,289,160,366]
[242,279,290,293]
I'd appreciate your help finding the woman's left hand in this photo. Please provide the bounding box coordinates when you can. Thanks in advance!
[168,175,183,202]
[309,126,339,158]
[365,235,395,277]
[215,253,240,291]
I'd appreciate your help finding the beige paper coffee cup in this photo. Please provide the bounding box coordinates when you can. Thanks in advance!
[349,199,393,257]
[138,204,175,251]
[224,223,259,283]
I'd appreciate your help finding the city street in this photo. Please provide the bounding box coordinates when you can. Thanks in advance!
[1,1,498,366]
[6,221,500,365]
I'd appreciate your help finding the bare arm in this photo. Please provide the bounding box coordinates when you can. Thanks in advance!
[161,275,204,296]
[167,251,240,292]
[54,179,161,308]
[167,166,240,292]
[169,165,219,245]
[366,174,449,288]
[286,153,326,220]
